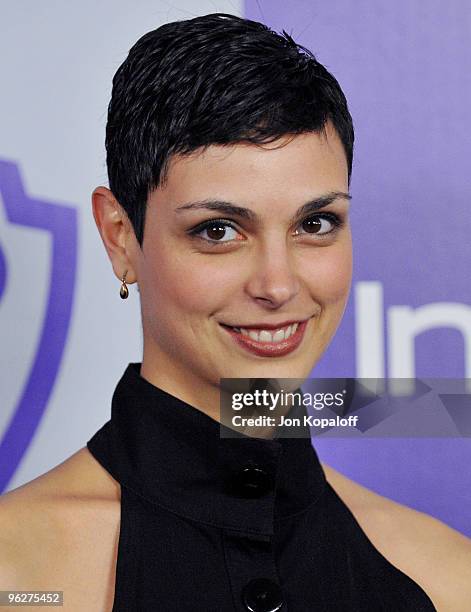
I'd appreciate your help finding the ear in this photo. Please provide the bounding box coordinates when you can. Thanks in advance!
[91,186,138,283]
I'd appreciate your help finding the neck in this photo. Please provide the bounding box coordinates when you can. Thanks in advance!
[141,344,302,439]
[141,345,223,423]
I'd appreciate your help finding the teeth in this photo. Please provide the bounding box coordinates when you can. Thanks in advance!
[233,322,301,343]
[272,329,285,342]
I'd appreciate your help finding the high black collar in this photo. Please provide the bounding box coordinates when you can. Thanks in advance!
[87,362,327,536]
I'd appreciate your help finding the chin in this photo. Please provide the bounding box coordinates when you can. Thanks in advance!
[226,358,314,381]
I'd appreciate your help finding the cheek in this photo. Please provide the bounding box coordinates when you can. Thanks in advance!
[143,233,352,316]
[147,248,238,315]
[302,241,352,305]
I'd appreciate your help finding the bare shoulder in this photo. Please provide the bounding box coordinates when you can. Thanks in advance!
[0,448,121,609]
[322,462,471,612]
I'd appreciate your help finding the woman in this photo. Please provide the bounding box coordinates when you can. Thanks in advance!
[1,13,470,612]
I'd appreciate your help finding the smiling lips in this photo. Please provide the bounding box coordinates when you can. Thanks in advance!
[220,319,310,357]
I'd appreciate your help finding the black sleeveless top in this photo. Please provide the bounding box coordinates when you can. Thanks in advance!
[87,363,436,611]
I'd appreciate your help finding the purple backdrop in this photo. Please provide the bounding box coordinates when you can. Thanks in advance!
[0,161,77,492]
[245,0,471,536]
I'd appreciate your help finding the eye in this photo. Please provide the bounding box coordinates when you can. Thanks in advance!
[188,213,344,246]
[293,213,342,237]
[189,219,244,244]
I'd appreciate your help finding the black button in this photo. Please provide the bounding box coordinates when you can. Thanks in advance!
[242,578,284,611]
[231,466,272,498]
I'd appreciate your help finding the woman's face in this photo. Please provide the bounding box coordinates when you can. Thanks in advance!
[128,123,352,400]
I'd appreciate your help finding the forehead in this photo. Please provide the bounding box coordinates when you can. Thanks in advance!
[151,124,348,212]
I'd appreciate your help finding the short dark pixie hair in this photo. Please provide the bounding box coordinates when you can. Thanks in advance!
[106,13,354,247]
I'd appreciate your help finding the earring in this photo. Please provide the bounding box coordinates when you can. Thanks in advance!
[119,271,129,299]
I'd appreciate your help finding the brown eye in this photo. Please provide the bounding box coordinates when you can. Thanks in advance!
[301,217,322,234]
[190,219,243,244]
[295,214,340,237]
[206,223,228,240]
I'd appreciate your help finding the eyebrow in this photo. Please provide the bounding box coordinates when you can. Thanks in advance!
[175,191,351,223]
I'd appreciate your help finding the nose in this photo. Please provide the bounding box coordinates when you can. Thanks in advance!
[245,240,300,309]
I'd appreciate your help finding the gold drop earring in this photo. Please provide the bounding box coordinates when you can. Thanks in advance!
[119,271,129,299]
